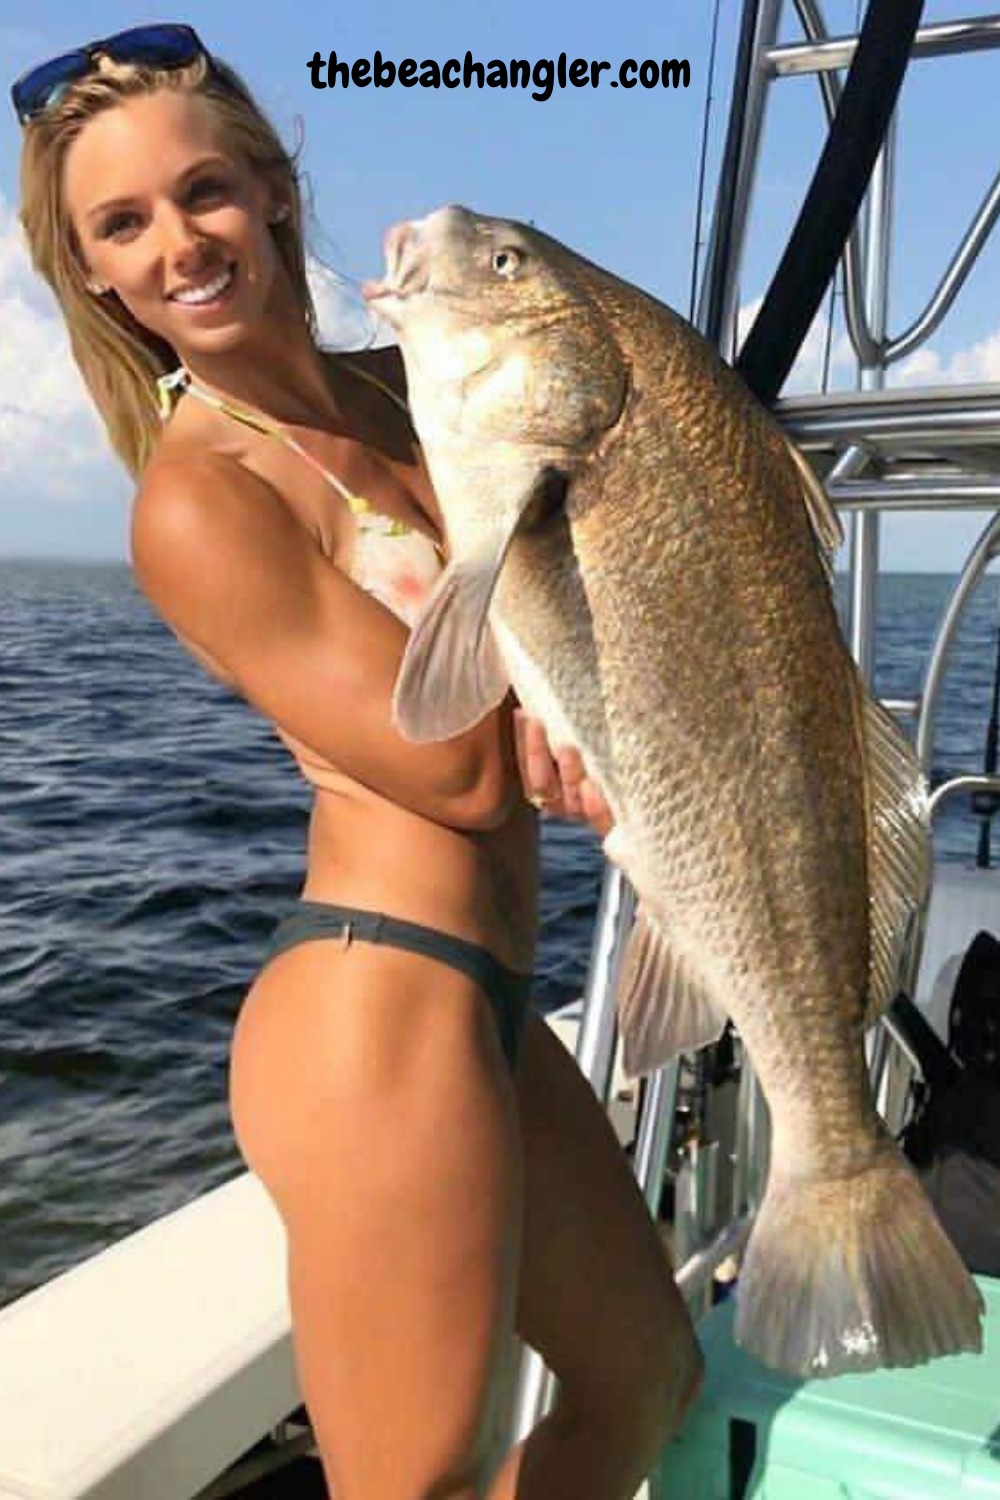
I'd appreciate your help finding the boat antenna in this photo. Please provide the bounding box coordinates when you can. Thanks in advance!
[975,586,1000,869]
[689,0,725,322]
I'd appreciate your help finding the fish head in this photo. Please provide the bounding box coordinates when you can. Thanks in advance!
[364,204,629,465]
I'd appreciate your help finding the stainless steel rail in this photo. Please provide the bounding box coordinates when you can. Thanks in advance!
[917,510,1000,777]
[778,384,1000,450]
[886,165,1000,365]
[697,0,784,360]
[766,14,1000,75]
[828,479,1000,509]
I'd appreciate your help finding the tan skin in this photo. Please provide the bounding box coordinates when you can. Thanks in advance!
[65,87,700,1500]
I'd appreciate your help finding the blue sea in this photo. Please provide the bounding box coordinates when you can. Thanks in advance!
[1,560,998,1309]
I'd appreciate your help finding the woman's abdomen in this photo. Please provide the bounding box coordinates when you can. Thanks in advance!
[298,787,540,974]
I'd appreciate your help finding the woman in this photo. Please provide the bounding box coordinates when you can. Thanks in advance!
[13,26,702,1499]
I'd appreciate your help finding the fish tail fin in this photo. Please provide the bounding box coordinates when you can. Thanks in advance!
[735,1146,984,1377]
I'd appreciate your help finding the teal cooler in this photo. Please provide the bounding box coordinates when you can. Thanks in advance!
[663,1276,1000,1498]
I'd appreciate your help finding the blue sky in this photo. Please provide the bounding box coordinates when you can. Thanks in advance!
[1,1,998,569]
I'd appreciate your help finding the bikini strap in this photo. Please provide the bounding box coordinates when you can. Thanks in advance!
[153,364,415,535]
[155,353,410,423]
[338,355,411,418]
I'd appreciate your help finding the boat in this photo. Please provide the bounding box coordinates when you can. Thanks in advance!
[2,3,999,1496]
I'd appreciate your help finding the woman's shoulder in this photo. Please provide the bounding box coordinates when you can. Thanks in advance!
[144,373,244,476]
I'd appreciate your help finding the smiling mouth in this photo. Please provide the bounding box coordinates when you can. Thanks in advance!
[168,262,237,304]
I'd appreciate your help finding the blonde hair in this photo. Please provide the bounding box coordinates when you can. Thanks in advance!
[17,49,324,477]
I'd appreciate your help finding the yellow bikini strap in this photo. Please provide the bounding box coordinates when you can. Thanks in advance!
[153,364,412,531]
[338,356,412,418]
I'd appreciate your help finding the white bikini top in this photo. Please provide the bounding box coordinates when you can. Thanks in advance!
[155,358,444,631]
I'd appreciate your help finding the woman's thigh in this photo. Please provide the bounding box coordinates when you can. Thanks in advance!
[511,1008,701,1435]
[228,937,526,1496]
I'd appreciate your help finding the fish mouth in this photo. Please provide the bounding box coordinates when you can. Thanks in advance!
[362,218,429,315]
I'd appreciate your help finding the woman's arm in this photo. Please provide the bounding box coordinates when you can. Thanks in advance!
[131,453,520,832]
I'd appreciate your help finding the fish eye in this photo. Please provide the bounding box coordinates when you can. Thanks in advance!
[491,247,522,279]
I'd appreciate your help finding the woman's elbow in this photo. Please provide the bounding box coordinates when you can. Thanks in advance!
[446,757,522,832]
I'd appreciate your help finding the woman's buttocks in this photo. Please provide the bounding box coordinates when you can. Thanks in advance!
[297,786,540,975]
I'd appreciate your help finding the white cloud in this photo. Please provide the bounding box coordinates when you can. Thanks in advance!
[0,192,111,499]
[893,325,1000,386]
[737,283,1000,395]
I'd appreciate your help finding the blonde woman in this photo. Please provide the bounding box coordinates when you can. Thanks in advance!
[12,26,702,1499]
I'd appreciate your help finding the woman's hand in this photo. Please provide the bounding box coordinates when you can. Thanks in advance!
[513,708,614,837]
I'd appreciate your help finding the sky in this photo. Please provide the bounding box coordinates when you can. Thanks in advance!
[0,1,998,569]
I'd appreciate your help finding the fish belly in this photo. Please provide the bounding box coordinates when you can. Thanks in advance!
[493,521,615,798]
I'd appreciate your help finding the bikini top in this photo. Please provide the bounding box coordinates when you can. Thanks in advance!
[155,356,444,794]
[155,357,445,628]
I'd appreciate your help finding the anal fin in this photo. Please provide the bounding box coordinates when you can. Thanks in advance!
[615,905,728,1080]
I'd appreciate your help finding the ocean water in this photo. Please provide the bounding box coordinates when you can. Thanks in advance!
[1,559,998,1308]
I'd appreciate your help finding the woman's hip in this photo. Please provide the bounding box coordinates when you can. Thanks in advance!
[228,903,534,1195]
[261,899,533,1073]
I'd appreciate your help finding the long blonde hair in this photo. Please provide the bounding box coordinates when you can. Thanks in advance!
[17,50,323,477]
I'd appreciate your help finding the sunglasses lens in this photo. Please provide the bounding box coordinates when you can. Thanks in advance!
[11,26,207,123]
[13,52,89,122]
[102,25,202,67]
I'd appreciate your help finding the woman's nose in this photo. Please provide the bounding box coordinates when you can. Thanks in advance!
[158,206,221,276]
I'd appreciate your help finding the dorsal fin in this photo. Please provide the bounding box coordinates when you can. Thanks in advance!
[845,665,933,1028]
[782,436,844,586]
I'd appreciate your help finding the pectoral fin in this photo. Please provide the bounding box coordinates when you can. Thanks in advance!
[616,904,728,1080]
[392,468,566,742]
[392,533,514,743]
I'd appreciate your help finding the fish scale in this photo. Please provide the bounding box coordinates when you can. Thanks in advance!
[375,202,983,1378]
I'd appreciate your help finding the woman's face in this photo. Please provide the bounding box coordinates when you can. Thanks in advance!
[63,89,284,353]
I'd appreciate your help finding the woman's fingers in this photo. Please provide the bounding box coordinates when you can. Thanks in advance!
[514,709,563,811]
[580,777,614,838]
[553,744,586,819]
[513,711,614,836]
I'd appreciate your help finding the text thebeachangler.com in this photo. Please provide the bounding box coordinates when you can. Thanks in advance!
[307,52,691,101]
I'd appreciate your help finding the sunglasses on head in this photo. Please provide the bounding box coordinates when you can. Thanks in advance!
[10,23,211,126]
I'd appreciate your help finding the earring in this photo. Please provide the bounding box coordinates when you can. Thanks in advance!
[86,281,109,295]
[269,204,290,225]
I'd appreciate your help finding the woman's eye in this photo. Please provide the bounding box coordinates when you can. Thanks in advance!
[491,247,522,278]
[103,212,138,238]
[189,177,226,203]
[100,179,226,239]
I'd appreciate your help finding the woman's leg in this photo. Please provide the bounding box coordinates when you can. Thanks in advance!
[229,937,526,1500]
[484,1009,703,1500]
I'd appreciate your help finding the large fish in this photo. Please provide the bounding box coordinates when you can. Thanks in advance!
[363,205,984,1377]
